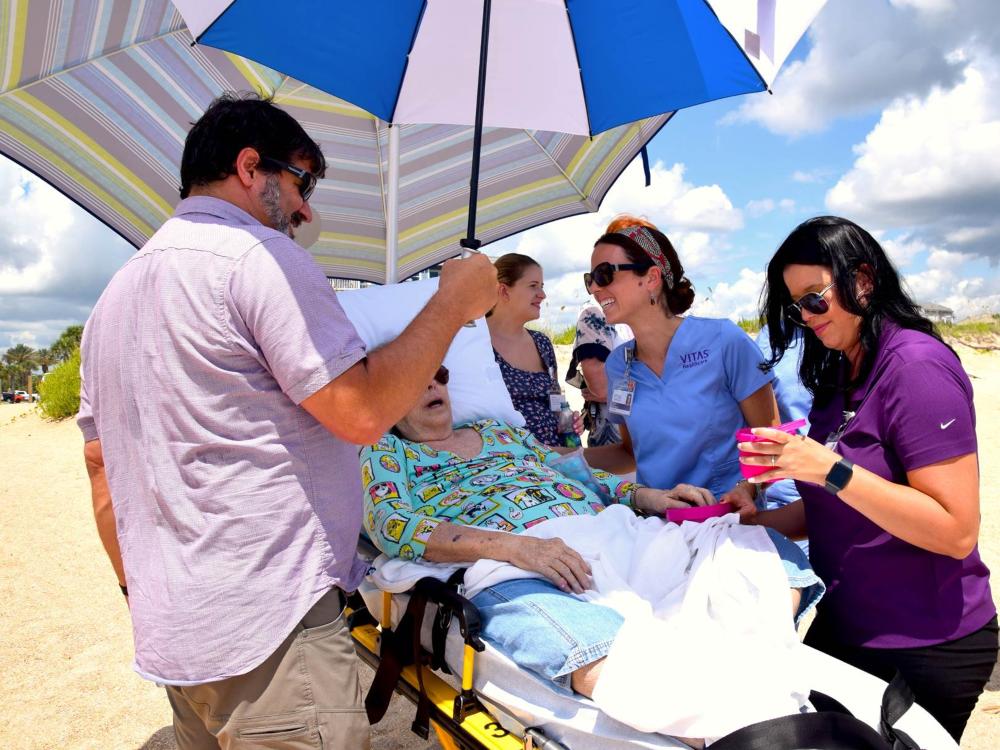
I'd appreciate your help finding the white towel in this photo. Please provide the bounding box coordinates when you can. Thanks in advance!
[368,506,810,742]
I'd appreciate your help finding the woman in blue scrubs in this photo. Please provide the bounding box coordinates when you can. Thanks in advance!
[584,218,779,508]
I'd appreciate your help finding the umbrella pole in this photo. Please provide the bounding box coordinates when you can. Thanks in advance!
[386,124,400,283]
[460,0,492,253]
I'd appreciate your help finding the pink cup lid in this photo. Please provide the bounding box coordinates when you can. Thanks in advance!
[735,418,807,443]
[665,502,734,524]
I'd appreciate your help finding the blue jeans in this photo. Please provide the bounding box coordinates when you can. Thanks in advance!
[471,577,623,693]
[764,527,824,621]
[471,530,825,692]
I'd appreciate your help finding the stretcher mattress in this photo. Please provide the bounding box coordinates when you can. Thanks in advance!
[358,581,958,749]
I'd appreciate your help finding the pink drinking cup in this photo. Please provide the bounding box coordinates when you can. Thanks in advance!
[665,501,734,524]
[735,418,808,480]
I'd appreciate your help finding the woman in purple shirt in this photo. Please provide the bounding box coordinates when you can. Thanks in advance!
[742,216,996,741]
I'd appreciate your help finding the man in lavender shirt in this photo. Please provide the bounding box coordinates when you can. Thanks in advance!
[78,94,497,749]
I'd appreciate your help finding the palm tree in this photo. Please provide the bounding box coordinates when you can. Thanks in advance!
[0,362,16,392]
[2,344,37,393]
[34,348,58,374]
[51,325,84,361]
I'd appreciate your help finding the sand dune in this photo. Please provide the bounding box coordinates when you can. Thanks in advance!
[1,343,997,749]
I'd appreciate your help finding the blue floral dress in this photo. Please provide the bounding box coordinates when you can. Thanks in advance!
[494,329,559,446]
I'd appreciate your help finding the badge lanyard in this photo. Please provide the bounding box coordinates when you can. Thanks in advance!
[824,391,857,450]
[608,344,636,417]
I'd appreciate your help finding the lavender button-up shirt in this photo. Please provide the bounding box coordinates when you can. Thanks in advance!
[78,197,368,684]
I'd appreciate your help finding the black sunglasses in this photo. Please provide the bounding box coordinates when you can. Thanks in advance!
[583,262,651,290]
[433,366,449,385]
[259,157,318,201]
[786,282,835,327]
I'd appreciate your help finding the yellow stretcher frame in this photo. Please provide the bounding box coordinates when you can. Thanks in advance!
[347,537,563,750]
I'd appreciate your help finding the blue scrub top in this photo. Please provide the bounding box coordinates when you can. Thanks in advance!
[605,316,773,497]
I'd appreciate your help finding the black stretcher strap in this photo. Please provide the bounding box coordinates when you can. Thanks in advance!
[364,571,482,734]
[710,673,924,750]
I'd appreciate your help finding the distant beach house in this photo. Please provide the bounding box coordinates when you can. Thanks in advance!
[918,302,955,324]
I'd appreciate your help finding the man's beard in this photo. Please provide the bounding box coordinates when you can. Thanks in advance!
[261,174,291,236]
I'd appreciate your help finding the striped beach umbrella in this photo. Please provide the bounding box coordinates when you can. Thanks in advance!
[0,0,671,282]
[176,0,827,252]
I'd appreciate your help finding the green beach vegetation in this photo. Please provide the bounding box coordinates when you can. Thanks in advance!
[38,347,81,420]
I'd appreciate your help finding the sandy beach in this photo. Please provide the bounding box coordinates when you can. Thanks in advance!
[1,342,997,749]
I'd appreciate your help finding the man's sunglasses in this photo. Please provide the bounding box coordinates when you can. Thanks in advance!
[583,262,651,290]
[433,366,449,385]
[260,157,318,202]
[786,282,835,327]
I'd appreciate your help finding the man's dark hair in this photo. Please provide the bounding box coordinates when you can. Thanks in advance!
[179,92,326,199]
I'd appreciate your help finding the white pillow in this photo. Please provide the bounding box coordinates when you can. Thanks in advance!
[337,278,525,428]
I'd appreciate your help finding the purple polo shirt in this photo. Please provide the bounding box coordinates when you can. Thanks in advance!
[77,197,368,684]
[798,321,994,648]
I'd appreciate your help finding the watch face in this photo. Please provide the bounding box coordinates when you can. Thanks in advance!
[825,459,854,493]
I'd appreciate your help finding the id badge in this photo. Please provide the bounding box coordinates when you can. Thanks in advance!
[825,410,855,451]
[608,378,635,416]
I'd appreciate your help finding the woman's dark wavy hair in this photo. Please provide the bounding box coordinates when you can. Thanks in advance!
[179,92,326,198]
[761,216,948,406]
[595,226,695,315]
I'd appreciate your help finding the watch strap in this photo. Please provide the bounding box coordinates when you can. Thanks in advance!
[824,458,855,494]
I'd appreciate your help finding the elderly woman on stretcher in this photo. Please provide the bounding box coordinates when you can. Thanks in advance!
[360,365,826,741]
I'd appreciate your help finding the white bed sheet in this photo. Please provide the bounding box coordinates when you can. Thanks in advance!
[358,580,958,750]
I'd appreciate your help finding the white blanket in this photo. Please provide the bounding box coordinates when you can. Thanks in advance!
[369,505,811,742]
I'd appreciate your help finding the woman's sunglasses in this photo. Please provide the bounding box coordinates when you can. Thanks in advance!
[786,282,835,327]
[260,156,318,202]
[583,262,651,291]
[432,365,449,385]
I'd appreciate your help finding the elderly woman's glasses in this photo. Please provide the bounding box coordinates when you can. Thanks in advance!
[786,282,835,327]
[433,366,449,385]
[584,262,651,291]
[260,157,318,201]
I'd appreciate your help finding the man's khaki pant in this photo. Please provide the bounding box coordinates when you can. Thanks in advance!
[165,589,370,749]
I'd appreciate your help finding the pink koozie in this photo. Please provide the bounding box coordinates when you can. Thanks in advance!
[735,418,808,479]
[665,502,734,524]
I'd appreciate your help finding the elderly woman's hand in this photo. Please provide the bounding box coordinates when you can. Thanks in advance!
[738,427,840,487]
[506,536,592,593]
[634,485,715,516]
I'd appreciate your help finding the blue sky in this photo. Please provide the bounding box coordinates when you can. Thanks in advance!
[2,0,999,351]
[486,0,1000,329]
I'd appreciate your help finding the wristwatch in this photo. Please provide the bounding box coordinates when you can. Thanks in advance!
[824,458,855,495]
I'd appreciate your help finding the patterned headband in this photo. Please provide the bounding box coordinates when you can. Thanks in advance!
[613,225,674,290]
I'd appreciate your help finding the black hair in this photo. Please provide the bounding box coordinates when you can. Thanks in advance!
[595,227,695,315]
[760,216,949,405]
[179,92,326,198]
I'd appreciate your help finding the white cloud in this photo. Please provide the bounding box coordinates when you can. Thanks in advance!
[903,264,1000,320]
[689,268,766,322]
[745,198,796,219]
[879,234,931,268]
[791,170,822,184]
[745,199,775,218]
[494,159,744,329]
[725,0,999,136]
[827,55,1000,258]
[0,158,134,352]
[872,239,1000,319]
